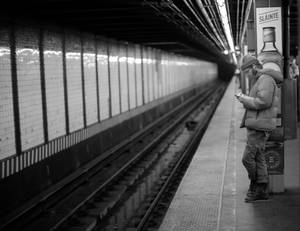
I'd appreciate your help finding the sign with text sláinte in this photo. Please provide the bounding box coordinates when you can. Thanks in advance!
[256,7,282,55]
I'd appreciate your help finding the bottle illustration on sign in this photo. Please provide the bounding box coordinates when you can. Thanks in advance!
[257,27,283,72]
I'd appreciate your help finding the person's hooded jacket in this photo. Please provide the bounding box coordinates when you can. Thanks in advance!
[239,68,283,131]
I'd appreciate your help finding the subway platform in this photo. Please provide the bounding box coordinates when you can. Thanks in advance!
[159,77,300,231]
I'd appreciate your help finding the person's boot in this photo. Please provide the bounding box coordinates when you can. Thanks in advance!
[256,183,269,199]
[246,180,256,197]
[245,183,269,203]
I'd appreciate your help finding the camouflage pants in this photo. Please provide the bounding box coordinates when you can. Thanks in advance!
[242,129,270,183]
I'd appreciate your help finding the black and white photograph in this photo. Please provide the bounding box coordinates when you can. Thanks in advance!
[0,0,299,230]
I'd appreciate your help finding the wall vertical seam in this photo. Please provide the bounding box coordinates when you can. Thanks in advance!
[80,33,87,128]
[9,24,22,155]
[62,31,70,134]
[39,27,49,143]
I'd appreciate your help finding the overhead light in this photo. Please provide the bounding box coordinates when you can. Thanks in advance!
[217,0,237,64]
[223,50,229,55]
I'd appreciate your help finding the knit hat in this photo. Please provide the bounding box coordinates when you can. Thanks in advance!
[241,55,259,71]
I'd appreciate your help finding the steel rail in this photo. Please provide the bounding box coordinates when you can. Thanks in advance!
[50,83,219,230]
[135,84,225,231]
[5,83,221,231]
[0,82,216,231]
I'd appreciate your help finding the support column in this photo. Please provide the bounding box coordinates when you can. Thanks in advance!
[255,0,284,193]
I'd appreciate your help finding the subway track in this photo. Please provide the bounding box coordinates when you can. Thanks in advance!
[1,81,227,231]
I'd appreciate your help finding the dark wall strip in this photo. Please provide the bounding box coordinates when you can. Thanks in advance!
[0,162,3,178]
[141,46,145,105]
[94,37,100,122]
[106,40,112,118]
[9,24,22,155]
[126,44,131,110]
[147,50,150,102]
[80,34,87,128]
[62,31,70,134]
[117,43,122,112]
[152,50,155,100]
[39,28,49,143]
[11,158,17,174]
[134,45,138,107]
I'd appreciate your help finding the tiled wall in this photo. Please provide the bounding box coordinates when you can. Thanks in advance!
[16,27,44,150]
[148,48,154,102]
[119,44,129,113]
[44,30,66,140]
[109,43,121,116]
[0,24,218,178]
[128,45,136,110]
[97,41,110,121]
[83,34,98,126]
[143,50,150,104]
[0,27,15,158]
[65,33,84,132]
[135,45,143,107]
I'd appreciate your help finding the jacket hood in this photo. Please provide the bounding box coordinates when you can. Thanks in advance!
[256,68,283,84]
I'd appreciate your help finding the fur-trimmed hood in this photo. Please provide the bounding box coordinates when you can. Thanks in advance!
[256,69,283,84]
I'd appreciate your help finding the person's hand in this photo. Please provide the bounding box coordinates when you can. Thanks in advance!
[235,92,244,102]
[235,92,243,99]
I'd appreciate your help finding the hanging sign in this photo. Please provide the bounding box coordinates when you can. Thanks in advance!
[256,7,282,54]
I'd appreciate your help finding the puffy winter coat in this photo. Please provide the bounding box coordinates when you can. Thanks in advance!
[240,69,283,131]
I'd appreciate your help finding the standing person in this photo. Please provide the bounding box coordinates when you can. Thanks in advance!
[236,55,282,202]
[289,56,299,79]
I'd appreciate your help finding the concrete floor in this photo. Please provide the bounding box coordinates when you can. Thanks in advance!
[159,77,300,231]
[232,103,300,231]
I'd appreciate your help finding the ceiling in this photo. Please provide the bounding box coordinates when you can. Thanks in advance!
[228,0,250,47]
[1,0,298,62]
[2,0,230,62]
